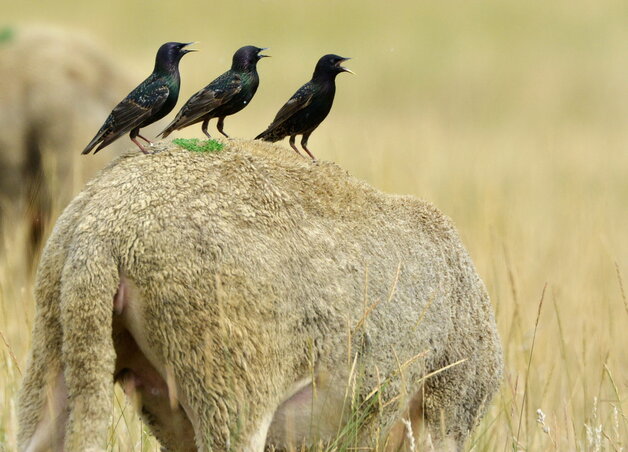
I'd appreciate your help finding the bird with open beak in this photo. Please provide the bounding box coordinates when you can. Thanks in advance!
[255,54,353,161]
[160,45,269,139]
[82,41,197,155]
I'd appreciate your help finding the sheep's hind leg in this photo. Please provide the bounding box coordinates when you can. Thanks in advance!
[129,285,282,451]
[113,329,196,451]
[383,389,445,452]
[59,258,118,451]
[244,411,275,452]
[21,371,68,452]
[18,283,67,451]
[114,276,196,451]
[152,334,279,451]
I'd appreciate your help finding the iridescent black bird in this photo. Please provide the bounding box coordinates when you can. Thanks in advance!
[82,42,196,155]
[160,45,268,139]
[255,54,352,160]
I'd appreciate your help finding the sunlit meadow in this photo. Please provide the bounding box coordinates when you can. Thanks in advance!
[1,1,627,450]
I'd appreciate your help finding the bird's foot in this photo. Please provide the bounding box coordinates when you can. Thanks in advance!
[132,137,150,154]
[301,143,317,161]
[137,134,153,145]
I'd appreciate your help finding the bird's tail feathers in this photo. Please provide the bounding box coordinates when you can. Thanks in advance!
[92,141,108,155]
[89,130,126,154]
[160,111,209,139]
[255,129,278,142]
[81,133,103,155]
[158,128,172,139]
[158,120,178,139]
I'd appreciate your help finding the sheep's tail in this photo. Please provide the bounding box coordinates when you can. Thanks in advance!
[59,244,119,451]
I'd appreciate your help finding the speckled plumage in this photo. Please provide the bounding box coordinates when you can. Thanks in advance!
[18,139,502,451]
[81,42,195,155]
[255,54,352,160]
[160,45,267,139]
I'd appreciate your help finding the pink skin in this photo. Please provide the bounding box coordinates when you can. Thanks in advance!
[112,277,178,401]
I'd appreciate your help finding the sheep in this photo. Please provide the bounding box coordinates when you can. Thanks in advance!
[0,25,134,252]
[17,139,503,451]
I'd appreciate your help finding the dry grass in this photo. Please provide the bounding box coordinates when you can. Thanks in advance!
[1,0,628,450]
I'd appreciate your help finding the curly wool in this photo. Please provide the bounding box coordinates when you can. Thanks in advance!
[18,139,503,451]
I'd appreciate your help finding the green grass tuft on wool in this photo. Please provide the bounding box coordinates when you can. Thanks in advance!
[172,138,223,153]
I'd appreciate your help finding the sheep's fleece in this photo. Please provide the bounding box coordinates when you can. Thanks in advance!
[17,139,503,451]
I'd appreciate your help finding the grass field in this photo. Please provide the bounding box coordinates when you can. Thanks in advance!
[1,0,628,450]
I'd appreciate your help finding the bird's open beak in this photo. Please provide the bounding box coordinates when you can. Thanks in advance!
[182,42,199,53]
[258,47,270,58]
[338,57,355,75]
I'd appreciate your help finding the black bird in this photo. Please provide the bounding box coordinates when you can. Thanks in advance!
[255,54,352,160]
[160,45,269,139]
[82,42,196,155]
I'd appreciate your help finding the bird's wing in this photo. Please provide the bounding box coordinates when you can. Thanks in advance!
[83,76,171,154]
[160,73,243,136]
[107,81,170,136]
[194,73,243,112]
[266,83,314,129]
[177,73,244,126]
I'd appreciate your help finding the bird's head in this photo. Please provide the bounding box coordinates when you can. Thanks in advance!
[232,45,270,71]
[154,42,197,72]
[313,54,354,79]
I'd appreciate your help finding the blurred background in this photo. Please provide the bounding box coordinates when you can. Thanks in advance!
[1,0,627,449]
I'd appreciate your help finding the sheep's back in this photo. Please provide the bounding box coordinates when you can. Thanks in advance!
[47,139,500,394]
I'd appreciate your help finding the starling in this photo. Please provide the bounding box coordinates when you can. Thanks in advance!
[82,42,196,155]
[160,46,268,139]
[255,54,352,161]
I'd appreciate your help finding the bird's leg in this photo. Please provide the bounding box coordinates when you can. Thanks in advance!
[137,134,153,146]
[289,135,304,157]
[201,118,212,139]
[300,133,317,161]
[217,117,230,139]
[130,129,150,154]
[131,137,150,154]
